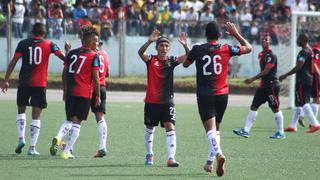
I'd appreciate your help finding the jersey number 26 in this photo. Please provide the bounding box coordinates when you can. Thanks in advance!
[202,55,222,75]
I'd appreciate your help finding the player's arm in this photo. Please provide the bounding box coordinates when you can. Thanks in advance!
[138,29,160,62]
[279,62,304,82]
[225,22,252,54]
[244,66,272,84]
[313,62,320,76]
[176,32,190,64]
[1,54,21,93]
[92,69,101,107]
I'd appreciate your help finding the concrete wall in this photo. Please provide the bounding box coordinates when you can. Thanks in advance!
[0,36,292,77]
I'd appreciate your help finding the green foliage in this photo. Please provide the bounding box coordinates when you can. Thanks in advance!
[0,101,319,179]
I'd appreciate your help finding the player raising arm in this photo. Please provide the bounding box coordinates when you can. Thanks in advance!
[138,29,189,167]
[183,21,252,176]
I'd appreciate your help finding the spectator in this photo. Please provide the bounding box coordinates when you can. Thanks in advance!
[100,5,114,41]
[190,0,204,15]
[156,0,169,12]
[185,7,198,37]
[72,0,87,35]
[0,9,6,37]
[169,0,180,12]
[249,20,260,44]
[172,7,187,37]
[139,3,149,36]
[240,7,252,39]
[213,0,226,17]
[48,3,63,39]
[160,5,173,36]
[179,0,192,12]
[12,0,25,39]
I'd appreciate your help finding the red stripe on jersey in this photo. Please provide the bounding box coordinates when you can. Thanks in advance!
[15,52,23,57]
[266,63,274,68]
[97,50,109,86]
[211,44,232,95]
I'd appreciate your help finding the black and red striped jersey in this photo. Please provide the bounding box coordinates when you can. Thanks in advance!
[145,55,179,103]
[312,45,320,74]
[185,42,244,96]
[97,50,109,86]
[296,47,313,85]
[64,47,100,98]
[15,37,62,87]
[258,49,278,88]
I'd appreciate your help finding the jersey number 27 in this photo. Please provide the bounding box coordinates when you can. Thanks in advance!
[202,55,222,75]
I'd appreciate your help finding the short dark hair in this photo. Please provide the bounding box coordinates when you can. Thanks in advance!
[205,21,220,40]
[156,36,170,48]
[32,23,46,36]
[298,33,308,43]
[81,26,99,43]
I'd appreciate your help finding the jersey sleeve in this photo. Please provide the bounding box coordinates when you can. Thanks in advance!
[265,54,276,69]
[145,54,153,65]
[297,51,306,64]
[92,54,100,70]
[313,48,320,62]
[185,45,199,66]
[14,41,24,57]
[228,45,244,57]
[51,41,63,56]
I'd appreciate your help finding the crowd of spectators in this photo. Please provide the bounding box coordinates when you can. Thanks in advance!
[0,0,320,44]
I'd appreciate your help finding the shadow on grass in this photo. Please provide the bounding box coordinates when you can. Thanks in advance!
[69,173,213,178]
[0,154,52,161]
[24,163,164,169]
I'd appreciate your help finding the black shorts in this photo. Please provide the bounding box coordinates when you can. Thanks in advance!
[91,86,107,113]
[311,74,320,98]
[251,85,280,110]
[197,94,228,123]
[17,86,47,108]
[65,96,91,121]
[295,82,312,107]
[144,103,176,128]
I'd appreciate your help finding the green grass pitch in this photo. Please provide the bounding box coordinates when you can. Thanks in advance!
[0,100,319,180]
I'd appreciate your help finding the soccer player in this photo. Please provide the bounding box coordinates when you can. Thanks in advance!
[138,29,189,167]
[233,35,285,139]
[183,21,252,176]
[92,41,109,158]
[298,37,320,127]
[279,34,320,133]
[51,26,101,159]
[1,23,66,155]
[49,41,108,158]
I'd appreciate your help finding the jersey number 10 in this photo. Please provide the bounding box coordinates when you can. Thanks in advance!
[28,46,42,65]
[202,55,222,75]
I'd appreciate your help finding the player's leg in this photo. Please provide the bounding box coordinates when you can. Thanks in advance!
[268,85,285,139]
[310,74,319,118]
[300,85,320,133]
[93,87,108,158]
[234,88,265,138]
[27,87,47,155]
[61,96,91,159]
[198,95,224,176]
[15,86,30,154]
[50,96,72,156]
[163,103,179,167]
[143,103,158,165]
[285,83,304,132]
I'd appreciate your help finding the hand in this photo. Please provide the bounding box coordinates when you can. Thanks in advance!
[225,22,239,37]
[279,75,286,82]
[178,32,188,47]
[64,41,71,54]
[95,96,101,107]
[149,29,161,42]
[244,78,253,84]
[1,81,9,94]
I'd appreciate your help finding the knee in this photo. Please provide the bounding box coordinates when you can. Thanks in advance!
[164,122,175,131]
